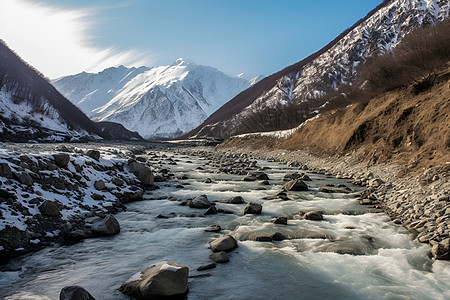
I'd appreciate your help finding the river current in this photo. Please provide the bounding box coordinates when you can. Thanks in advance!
[0,150,449,299]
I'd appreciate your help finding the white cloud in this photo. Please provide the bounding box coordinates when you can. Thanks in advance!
[0,0,154,79]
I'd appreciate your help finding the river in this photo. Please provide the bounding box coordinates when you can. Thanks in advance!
[0,148,449,299]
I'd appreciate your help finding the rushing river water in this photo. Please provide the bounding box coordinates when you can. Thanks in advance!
[1,150,449,299]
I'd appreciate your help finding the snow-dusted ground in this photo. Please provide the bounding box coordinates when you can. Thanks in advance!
[53,59,263,139]
[0,143,161,258]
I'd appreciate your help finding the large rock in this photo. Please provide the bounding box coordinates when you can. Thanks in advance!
[94,180,106,190]
[244,202,262,215]
[15,171,33,186]
[91,215,120,236]
[119,262,189,299]
[189,195,211,209]
[128,161,146,173]
[283,179,308,191]
[431,238,450,260]
[0,163,12,179]
[39,200,60,217]
[86,150,100,161]
[209,251,230,263]
[60,286,96,300]
[273,216,288,225]
[0,227,29,251]
[304,211,324,221]
[210,235,238,252]
[53,153,70,168]
[136,168,154,186]
[226,196,245,204]
[204,205,217,215]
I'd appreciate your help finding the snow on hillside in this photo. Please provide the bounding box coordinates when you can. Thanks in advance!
[54,59,261,139]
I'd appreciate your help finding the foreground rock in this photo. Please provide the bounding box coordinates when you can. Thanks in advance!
[60,286,96,300]
[210,235,238,252]
[91,215,120,236]
[283,179,308,191]
[304,211,324,221]
[39,200,61,217]
[189,195,212,209]
[244,203,262,215]
[119,262,189,300]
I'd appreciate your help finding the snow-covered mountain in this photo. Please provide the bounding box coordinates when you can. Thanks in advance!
[188,0,450,139]
[53,59,261,139]
[0,40,142,142]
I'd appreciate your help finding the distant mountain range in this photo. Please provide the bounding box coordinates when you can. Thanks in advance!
[53,59,262,139]
[186,0,450,140]
[0,40,142,142]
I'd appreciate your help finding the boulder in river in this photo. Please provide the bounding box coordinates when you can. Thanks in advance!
[304,211,324,221]
[197,263,216,271]
[273,216,288,225]
[431,238,450,260]
[226,196,245,204]
[204,205,218,215]
[59,286,96,300]
[244,202,262,215]
[205,225,221,233]
[91,215,120,236]
[119,262,189,300]
[189,195,211,209]
[136,168,154,186]
[283,179,308,191]
[39,200,60,217]
[209,251,230,263]
[210,235,238,252]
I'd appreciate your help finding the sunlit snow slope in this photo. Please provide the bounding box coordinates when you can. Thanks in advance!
[54,59,261,139]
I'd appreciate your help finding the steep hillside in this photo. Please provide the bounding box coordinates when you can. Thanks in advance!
[54,59,261,139]
[0,40,142,142]
[223,64,450,174]
[187,0,449,140]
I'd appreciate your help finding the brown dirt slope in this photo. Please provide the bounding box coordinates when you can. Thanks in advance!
[222,65,450,175]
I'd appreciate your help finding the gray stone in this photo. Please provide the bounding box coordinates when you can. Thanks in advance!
[112,178,124,186]
[91,215,120,236]
[59,286,96,300]
[39,200,60,217]
[94,180,106,191]
[244,202,262,215]
[53,154,70,168]
[86,150,100,161]
[205,225,221,233]
[304,211,324,221]
[128,161,146,173]
[0,163,13,179]
[209,251,230,263]
[204,205,218,215]
[135,168,154,186]
[283,179,308,191]
[189,195,211,209]
[273,216,288,225]
[15,171,33,186]
[227,196,245,204]
[119,262,189,299]
[197,263,216,271]
[210,235,238,252]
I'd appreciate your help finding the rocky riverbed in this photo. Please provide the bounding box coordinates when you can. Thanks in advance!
[0,142,449,299]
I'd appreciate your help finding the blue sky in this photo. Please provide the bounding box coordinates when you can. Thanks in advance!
[0,0,381,78]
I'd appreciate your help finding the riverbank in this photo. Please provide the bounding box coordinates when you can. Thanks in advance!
[191,145,450,260]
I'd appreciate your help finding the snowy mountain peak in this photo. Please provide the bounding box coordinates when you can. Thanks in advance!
[54,60,258,139]
[172,58,197,67]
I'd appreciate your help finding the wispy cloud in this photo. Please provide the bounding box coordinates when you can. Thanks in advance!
[0,0,154,78]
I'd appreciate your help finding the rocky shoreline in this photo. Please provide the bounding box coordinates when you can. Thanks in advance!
[0,142,177,262]
[181,145,450,260]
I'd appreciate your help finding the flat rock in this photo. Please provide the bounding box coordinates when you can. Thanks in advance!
[197,263,216,271]
[210,235,238,252]
[119,262,189,299]
[205,225,221,233]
